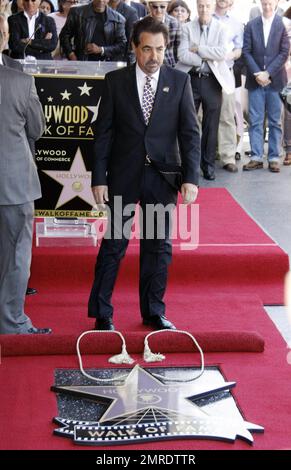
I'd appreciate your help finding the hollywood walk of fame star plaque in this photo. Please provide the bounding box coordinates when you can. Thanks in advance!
[32,62,125,218]
[51,365,263,446]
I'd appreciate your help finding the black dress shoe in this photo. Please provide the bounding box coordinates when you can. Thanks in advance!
[27,326,52,334]
[26,287,37,296]
[143,316,176,330]
[95,318,115,331]
[203,172,216,181]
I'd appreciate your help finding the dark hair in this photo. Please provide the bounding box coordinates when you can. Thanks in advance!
[131,16,169,47]
[284,6,291,20]
[58,0,67,14]
[11,0,22,15]
[167,0,191,21]
[40,0,55,13]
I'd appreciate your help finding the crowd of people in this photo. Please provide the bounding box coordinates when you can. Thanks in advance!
[1,0,291,334]
[0,0,290,178]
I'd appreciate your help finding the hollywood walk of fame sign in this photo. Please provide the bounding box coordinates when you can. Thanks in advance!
[52,365,264,446]
[33,73,103,217]
[42,147,96,210]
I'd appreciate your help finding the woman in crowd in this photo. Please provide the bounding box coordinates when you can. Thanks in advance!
[167,0,190,23]
[40,0,55,15]
[49,0,77,59]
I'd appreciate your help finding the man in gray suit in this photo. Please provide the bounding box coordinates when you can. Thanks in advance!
[0,15,39,297]
[0,26,51,334]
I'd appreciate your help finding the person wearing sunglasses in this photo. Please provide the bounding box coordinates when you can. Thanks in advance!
[8,0,58,59]
[147,0,181,67]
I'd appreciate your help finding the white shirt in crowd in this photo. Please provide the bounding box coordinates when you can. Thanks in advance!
[262,12,276,47]
[24,11,40,40]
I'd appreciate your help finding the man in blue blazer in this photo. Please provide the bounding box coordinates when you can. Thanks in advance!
[243,0,290,173]
[130,1,148,18]
[88,16,200,331]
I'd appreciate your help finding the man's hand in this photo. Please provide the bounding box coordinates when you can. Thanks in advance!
[181,183,198,205]
[21,38,31,44]
[254,71,271,87]
[189,43,198,53]
[92,185,109,207]
[45,32,52,40]
[68,52,77,61]
[226,48,242,62]
[85,43,102,55]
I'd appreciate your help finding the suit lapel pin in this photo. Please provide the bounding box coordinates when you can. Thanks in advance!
[163,87,170,93]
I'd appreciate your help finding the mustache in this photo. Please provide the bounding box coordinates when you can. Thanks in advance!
[146,60,160,66]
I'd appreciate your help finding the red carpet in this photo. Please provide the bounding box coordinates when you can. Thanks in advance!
[29,188,289,304]
[1,310,291,450]
[1,295,265,355]
[1,188,290,450]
